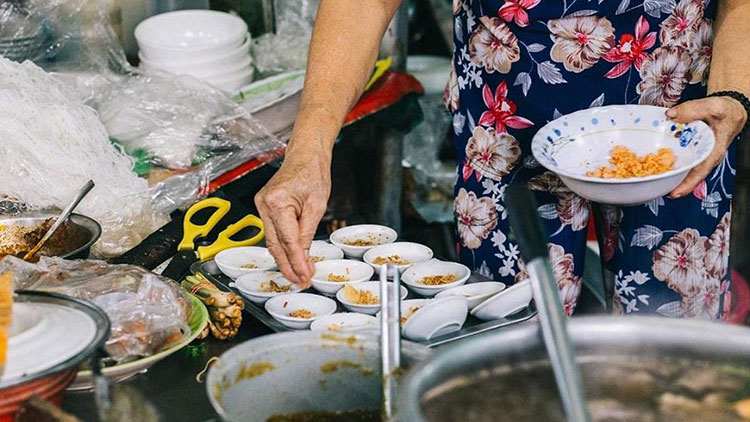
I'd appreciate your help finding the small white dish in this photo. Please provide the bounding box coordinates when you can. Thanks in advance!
[335,281,408,315]
[471,279,533,321]
[311,259,374,296]
[401,259,471,297]
[329,224,398,258]
[206,67,255,92]
[309,313,377,332]
[308,240,345,263]
[135,10,248,60]
[230,271,304,304]
[531,105,715,205]
[435,281,507,310]
[214,246,276,279]
[363,242,434,278]
[400,296,468,342]
[264,293,337,330]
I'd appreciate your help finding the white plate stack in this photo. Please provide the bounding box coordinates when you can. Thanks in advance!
[135,10,253,92]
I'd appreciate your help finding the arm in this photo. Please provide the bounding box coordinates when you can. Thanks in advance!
[668,0,750,197]
[255,0,403,285]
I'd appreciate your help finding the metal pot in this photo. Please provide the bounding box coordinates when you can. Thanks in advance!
[206,330,430,422]
[0,212,101,260]
[398,316,750,421]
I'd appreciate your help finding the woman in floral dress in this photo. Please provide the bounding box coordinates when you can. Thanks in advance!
[255,0,749,321]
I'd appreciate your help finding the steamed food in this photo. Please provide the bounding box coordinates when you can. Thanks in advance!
[587,145,675,178]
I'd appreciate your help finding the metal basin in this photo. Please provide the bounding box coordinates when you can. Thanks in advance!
[206,330,429,422]
[0,212,101,260]
[398,316,750,421]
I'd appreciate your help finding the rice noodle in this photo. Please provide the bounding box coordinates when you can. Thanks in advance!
[0,57,166,256]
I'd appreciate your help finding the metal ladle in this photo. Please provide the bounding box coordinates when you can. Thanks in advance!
[506,183,591,422]
[22,179,95,261]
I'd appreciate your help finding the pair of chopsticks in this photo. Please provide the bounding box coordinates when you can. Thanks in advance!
[379,264,401,421]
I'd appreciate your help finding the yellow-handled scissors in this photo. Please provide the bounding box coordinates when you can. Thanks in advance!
[162,198,264,280]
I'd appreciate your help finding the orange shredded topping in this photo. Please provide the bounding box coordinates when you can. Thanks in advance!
[327,268,351,282]
[289,309,315,319]
[342,284,379,305]
[420,274,458,286]
[400,307,421,326]
[373,255,410,266]
[259,280,292,293]
[586,145,675,178]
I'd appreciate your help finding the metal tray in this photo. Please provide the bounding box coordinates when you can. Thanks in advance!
[191,260,536,348]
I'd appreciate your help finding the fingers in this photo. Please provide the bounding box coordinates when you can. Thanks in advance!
[269,207,314,286]
[669,147,724,198]
[667,98,722,123]
[262,215,300,284]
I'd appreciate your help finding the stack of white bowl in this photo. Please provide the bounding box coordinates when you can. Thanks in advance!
[135,10,253,92]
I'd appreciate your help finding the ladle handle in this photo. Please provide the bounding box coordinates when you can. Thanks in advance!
[506,183,591,422]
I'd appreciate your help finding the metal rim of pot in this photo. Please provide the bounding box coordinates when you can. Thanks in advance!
[397,315,750,422]
[0,290,110,390]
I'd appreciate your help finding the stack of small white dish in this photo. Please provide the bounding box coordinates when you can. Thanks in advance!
[135,10,253,92]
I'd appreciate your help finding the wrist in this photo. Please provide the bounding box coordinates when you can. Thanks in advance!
[707,90,750,136]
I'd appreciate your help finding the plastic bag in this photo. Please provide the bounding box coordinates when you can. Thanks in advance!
[0,256,192,363]
[251,0,319,77]
[0,0,285,257]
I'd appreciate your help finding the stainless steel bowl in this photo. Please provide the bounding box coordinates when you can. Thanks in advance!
[398,316,750,421]
[0,212,101,260]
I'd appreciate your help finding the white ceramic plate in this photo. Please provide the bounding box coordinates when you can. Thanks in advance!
[471,279,533,321]
[230,271,305,304]
[363,242,434,278]
[136,10,248,60]
[308,240,345,263]
[309,313,377,332]
[3,302,97,384]
[329,225,398,259]
[311,259,374,296]
[335,281,408,315]
[215,246,276,279]
[435,281,507,310]
[531,105,715,205]
[265,293,337,330]
[401,259,471,297]
[401,296,468,342]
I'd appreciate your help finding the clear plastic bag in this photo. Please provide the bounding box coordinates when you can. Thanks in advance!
[0,0,285,257]
[0,256,192,363]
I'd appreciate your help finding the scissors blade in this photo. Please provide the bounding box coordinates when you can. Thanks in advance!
[160,250,198,281]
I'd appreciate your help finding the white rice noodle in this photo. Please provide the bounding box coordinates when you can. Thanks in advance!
[0,57,166,256]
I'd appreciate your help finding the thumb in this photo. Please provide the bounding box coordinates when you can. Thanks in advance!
[666,100,706,123]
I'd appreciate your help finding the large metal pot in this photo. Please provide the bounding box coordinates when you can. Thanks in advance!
[0,212,101,260]
[398,316,750,421]
[206,330,430,422]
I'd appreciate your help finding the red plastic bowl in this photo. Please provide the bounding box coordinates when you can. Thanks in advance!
[0,369,77,421]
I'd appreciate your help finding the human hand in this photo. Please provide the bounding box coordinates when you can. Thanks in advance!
[667,96,747,198]
[255,154,331,287]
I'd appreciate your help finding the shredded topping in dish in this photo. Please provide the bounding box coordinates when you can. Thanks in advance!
[241,262,258,269]
[373,255,410,266]
[420,274,458,285]
[310,256,325,263]
[289,309,315,319]
[344,238,377,247]
[400,307,422,326]
[327,268,351,282]
[586,145,675,178]
[328,323,341,332]
[259,280,292,293]
[342,284,379,305]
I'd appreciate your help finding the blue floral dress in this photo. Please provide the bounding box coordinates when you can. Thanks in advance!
[446,0,736,319]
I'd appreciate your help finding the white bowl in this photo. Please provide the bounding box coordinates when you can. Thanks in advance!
[531,105,715,206]
[400,297,468,341]
[311,259,374,296]
[471,279,533,321]
[401,259,471,297]
[138,33,250,68]
[140,52,252,79]
[329,224,398,258]
[214,246,276,279]
[335,281,408,315]
[230,271,305,304]
[309,313,377,332]
[435,281,507,310]
[206,67,254,92]
[308,240,344,263]
[264,293,337,330]
[363,242,434,278]
[136,10,248,61]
